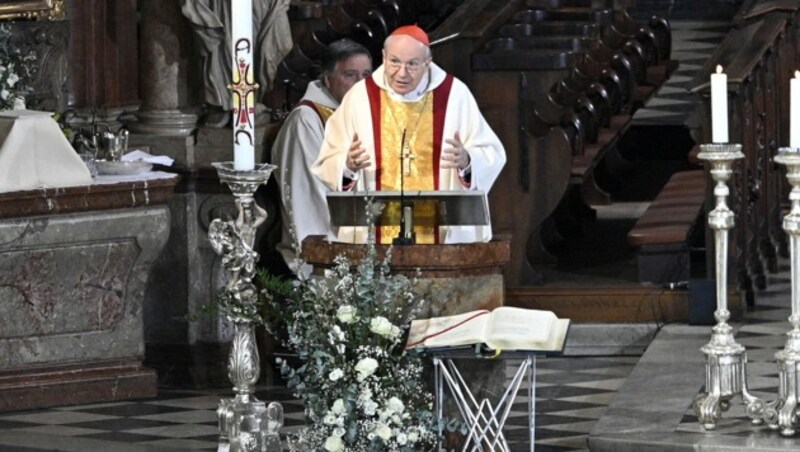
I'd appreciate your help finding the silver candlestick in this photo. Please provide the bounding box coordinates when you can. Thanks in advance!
[767,147,800,436]
[693,143,765,429]
[208,162,283,452]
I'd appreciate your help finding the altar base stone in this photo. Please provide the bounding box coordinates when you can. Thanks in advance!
[0,195,174,410]
[302,236,510,316]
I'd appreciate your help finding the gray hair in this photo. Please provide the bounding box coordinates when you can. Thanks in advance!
[320,39,372,80]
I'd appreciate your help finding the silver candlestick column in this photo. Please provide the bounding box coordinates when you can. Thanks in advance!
[208,162,283,452]
[768,148,800,436]
[693,143,765,429]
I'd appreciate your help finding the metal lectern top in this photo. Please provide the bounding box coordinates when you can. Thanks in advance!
[326,190,490,227]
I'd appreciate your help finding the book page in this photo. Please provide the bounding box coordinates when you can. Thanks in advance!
[484,307,559,351]
[406,310,490,349]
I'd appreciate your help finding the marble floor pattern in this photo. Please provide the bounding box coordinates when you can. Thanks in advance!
[588,261,800,451]
[0,354,640,451]
[4,283,794,452]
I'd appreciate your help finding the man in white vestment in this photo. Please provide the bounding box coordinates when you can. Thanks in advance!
[271,39,372,272]
[312,25,506,245]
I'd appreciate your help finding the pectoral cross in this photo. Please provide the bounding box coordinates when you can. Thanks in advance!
[401,145,417,176]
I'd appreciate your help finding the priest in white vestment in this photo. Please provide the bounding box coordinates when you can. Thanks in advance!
[271,39,372,272]
[312,25,506,244]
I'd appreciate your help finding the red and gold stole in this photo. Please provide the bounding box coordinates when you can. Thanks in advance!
[365,75,454,244]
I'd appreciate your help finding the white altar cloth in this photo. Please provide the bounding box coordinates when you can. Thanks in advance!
[0,110,92,193]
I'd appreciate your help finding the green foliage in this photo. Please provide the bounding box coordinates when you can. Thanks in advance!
[257,198,436,451]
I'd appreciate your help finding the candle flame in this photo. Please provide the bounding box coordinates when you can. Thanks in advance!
[716,65,723,74]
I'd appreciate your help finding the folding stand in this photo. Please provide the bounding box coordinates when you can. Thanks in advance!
[431,350,540,452]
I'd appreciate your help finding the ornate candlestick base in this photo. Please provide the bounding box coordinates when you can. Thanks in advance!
[766,148,800,436]
[208,162,284,452]
[693,144,766,429]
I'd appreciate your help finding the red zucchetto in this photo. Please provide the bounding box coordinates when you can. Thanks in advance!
[390,25,430,47]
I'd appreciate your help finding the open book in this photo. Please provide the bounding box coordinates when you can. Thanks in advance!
[405,307,570,352]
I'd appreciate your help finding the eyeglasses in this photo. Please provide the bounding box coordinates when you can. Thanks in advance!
[386,57,427,74]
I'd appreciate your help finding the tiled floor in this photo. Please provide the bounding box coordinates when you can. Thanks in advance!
[676,266,793,437]
[0,356,639,451]
[588,261,800,451]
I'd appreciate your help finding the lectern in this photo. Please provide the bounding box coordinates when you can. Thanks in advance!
[304,190,507,319]
[327,190,491,230]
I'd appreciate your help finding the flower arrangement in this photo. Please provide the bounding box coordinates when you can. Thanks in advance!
[0,23,36,111]
[260,198,437,451]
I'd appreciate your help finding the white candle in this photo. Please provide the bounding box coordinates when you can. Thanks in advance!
[232,0,255,170]
[791,71,800,149]
[710,65,728,143]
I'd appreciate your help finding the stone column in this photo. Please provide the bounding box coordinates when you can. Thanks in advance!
[129,0,200,136]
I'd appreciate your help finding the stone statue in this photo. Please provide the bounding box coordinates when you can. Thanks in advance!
[180,0,292,126]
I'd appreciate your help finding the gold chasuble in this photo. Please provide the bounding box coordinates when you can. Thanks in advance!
[364,74,455,244]
[378,91,436,243]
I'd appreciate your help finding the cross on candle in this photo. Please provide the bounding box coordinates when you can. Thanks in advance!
[231,0,256,171]
[711,65,728,144]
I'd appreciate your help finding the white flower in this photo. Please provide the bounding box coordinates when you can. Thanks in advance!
[374,423,393,441]
[369,316,395,337]
[328,368,344,381]
[396,432,408,445]
[0,89,8,100]
[323,413,337,425]
[355,357,378,381]
[332,325,344,339]
[408,430,419,443]
[386,396,405,414]
[331,398,345,415]
[6,72,18,87]
[324,435,344,452]
[333,427,346,437]
[336,305,356,323]
[359,386,372,398]
[363,400,378,416]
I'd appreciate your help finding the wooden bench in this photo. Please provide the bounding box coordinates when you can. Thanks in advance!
[627,170,706,283]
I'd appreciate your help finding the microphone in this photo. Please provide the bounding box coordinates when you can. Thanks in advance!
[393,129,415,245]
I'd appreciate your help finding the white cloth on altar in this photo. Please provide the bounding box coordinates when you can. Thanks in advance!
[312,63,506,243]
[271,80,340,270]
[0,110,92,193]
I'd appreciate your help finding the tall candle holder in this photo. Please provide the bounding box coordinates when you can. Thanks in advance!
[766,147,800,436]
[208,162,284,451]
[693,143,766,429]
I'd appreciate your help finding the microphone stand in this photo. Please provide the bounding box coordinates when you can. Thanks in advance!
[393,129,415,245]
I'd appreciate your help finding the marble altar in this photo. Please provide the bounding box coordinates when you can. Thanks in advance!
[0,172,178,411]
